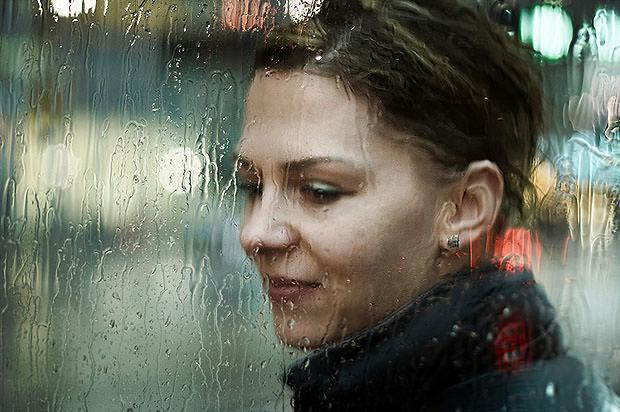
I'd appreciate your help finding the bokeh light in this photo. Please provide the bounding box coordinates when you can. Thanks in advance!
[287,0,324,23]
[51,0,96,17]
[158,147,205,194]
[520,4,573,61]
[593,7,620,65]
[42,144,81,189]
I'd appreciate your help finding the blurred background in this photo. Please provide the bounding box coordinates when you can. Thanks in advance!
[0,0,619,410]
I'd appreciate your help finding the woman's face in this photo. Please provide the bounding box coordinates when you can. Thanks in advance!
[237,70,447,348]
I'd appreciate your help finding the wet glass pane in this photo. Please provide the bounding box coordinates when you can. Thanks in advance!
[1,1,293,410]
[0,0,619,410]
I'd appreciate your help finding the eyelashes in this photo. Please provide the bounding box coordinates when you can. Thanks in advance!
[300,181,342,204]
[236,178,343,205]
[237,180,263,197]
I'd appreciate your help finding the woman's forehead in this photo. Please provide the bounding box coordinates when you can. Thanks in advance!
[245,70,367,124]
[238,71,378,164]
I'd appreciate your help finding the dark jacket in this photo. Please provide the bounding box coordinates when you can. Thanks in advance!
[284,265,620,411]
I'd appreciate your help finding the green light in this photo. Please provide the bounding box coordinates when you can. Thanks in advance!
[520,5,573,61]
[593,8,620,65]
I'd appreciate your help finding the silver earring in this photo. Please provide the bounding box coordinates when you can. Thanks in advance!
[447,234,460,249]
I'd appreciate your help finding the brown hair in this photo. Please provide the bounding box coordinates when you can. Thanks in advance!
[255,0,543,225]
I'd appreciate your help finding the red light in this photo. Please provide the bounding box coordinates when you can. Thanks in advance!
[221,0,275,32]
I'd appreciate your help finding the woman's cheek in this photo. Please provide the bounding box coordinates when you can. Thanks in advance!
[322,236,370,277]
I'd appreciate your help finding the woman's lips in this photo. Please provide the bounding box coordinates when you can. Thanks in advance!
[266,277,322,303]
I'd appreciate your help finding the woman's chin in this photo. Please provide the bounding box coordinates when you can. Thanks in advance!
[272,314,333,349]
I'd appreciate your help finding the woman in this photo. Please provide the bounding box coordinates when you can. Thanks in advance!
[235,0,620,410]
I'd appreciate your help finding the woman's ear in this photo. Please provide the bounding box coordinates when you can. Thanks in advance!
[439,160,504,252]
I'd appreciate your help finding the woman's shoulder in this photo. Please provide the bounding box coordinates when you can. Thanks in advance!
[425,355,620,412]
[285,265,618,412]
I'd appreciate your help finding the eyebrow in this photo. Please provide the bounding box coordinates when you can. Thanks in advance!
[233,153,366,173]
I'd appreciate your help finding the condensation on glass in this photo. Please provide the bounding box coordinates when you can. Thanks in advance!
[0,1,299,410]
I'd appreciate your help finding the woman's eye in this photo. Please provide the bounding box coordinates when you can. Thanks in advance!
[238,180,263,197]
[300,181,342,204]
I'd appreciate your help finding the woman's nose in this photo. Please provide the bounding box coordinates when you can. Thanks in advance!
[239,196,300,257]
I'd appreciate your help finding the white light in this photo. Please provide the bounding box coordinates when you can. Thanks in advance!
[51,0,96,17]
[520,5,573,61]
[287,0,324,24]
[158,147,204,194]
[593,8,620,65]
[545,382,555,397]
[42,144,81,189]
